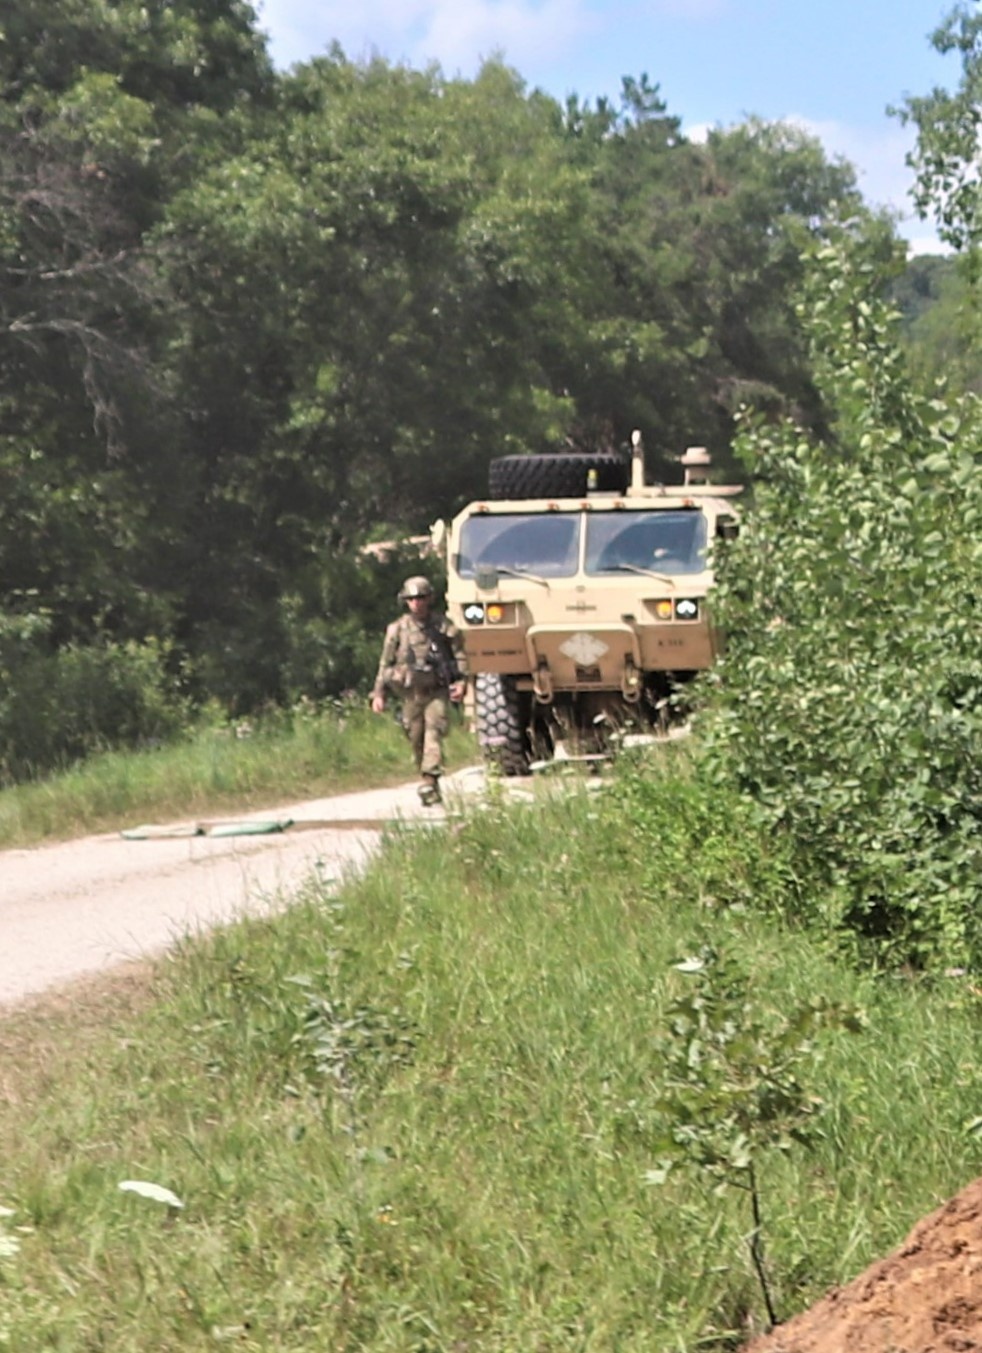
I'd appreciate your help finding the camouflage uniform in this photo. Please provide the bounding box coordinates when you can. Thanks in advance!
[372,610,466,782]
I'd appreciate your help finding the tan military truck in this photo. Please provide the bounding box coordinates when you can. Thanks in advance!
[442,432,742,773]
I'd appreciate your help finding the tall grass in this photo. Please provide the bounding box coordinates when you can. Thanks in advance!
[1,758,980,1349]
[0,701,474,848]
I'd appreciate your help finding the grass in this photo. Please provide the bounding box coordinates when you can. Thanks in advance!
[1,753,981,1349]
[0,702,475,849]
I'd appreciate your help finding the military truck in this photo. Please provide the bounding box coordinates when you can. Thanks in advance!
[442,432,742,773]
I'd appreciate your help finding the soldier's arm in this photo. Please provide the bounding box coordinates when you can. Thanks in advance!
[446,620,467,678]
[372,622,401,698]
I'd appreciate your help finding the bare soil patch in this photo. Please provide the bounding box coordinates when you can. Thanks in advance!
[0,959,159,1106]
[741,1176,982,1353]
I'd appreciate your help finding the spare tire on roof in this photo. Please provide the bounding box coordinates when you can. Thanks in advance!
[488,452,628,500]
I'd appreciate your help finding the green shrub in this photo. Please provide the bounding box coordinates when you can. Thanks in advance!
[701,230,982,969]
[186,547,443,712]
[0,615,188,783]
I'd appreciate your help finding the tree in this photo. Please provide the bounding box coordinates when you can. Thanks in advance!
[0,0,275,741]
[891,253,982,394]
[898,4,982,251]
[0,11,912,732]
[702,226,982,969]
[565,103,877,477]
[152,53,604,703]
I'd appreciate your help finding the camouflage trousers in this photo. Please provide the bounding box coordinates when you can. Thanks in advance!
[402,690,450,777]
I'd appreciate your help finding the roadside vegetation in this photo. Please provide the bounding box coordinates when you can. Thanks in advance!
[0,701,474,848]
[2,761,981,1351]
[704,228,982,975]
[8,166,982,1349]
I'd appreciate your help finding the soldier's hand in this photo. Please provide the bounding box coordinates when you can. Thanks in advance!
[449,680,466,704]
[371,692,386,715]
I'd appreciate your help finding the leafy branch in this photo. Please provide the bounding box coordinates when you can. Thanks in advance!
[646,945,866,1329]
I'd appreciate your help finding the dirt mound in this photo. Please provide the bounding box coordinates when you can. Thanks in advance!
[741,1177,982,1353]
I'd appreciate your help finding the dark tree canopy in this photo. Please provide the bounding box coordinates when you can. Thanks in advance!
[0,7,911,767]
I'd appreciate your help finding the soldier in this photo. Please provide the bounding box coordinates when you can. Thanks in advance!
[370,576,467,805]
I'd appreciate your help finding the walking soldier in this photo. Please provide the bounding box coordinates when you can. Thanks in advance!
[370,576,467,805]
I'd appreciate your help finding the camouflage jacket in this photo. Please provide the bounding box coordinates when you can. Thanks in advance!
[372,611,466,698]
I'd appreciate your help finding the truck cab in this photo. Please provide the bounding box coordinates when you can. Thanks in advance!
[444,434,742,772]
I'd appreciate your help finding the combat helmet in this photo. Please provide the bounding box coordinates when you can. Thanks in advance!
[399,575,434,600]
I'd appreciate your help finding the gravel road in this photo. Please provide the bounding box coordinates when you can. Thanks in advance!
[0,766,487,1009]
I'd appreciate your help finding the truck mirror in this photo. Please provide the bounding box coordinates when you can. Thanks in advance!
[717,516,739,541]
[475,566,500,591]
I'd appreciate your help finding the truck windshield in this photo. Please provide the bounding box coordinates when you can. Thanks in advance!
[457,513,580,579]
[585,509,707,576]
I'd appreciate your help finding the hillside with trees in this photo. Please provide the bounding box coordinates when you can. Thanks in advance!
[0,0,916,779]
[9,10,982,1347]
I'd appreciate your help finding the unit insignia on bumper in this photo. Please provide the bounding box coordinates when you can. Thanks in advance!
[559,632,610,666]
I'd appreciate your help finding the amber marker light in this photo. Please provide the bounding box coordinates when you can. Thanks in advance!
[486,604,505,624]
[655,599,673,619]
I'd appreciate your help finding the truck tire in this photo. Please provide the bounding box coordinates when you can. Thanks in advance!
[488,453,628,499]
[474,672,530,775]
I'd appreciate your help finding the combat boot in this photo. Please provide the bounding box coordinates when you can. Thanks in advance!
[418,773,441,806]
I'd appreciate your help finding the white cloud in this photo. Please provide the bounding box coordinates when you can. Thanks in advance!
[653,0,727,16]
[786,115,913,212]
[905,234,952,257]
[787,114,951,250]
[257,0,596,75]
[422,0,598,76]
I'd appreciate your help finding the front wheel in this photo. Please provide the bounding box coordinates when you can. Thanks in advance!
[474,673,530,776]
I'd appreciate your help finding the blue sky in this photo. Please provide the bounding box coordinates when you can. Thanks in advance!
[255,0,961,254]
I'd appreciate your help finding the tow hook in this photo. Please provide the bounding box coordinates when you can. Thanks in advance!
[533,660,554,705]
[621,658,642,704]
